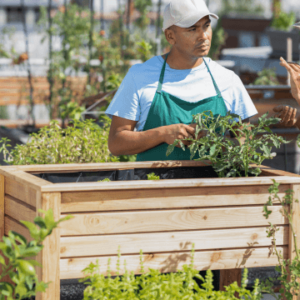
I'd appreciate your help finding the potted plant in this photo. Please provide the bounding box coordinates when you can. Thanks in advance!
[266,3,299,59]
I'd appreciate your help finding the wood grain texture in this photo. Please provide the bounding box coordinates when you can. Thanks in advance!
[36,193,61,300]
[220,269,242,291]
[260,166,300,178]
[61,185,287,213]
[5,177,37,207]
[5,195,36,223]
[60,206,287,236]
[60,246,288,279]
[0,168,50,191]
[60,226,288,258]
[41,176,300,193]
[0,175,4,240]
[4,217,31,241]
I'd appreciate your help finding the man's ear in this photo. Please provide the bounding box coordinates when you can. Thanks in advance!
[165,27,176,45]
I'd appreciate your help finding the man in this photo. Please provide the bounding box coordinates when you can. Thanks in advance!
[106,0,257,161]
[273,57,300,127]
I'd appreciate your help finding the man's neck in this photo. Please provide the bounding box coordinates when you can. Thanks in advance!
[163,48,204,70]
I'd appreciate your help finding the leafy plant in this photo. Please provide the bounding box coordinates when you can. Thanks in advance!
[167,112,288,177]
[0,209,72,299]
[80,247,262,300]
[253,68,280,86]
[271,9,296,31]
[98,178,111,182]
[260,181,300,299]
[147,173,160,180]
[0,118,118,165]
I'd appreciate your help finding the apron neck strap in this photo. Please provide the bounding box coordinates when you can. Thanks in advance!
[203,58,222,97]
[157,53,169,94]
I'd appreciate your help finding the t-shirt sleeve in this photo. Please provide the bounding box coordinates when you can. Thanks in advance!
[230,74,258,120]
[105,69,140,121]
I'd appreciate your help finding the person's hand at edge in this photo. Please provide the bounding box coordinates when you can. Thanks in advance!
[273,105,297,127]
[280,57,300,104]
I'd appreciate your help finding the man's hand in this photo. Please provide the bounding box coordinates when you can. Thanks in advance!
[273,105,297,127]
[163,124,195,147]
[280,57,300,104]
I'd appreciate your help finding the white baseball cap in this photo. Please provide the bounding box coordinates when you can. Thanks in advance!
[162,0,219,32]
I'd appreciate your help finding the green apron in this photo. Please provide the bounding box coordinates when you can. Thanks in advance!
[137,54,227,162]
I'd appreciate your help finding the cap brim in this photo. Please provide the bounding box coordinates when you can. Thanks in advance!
[175,13,219,29]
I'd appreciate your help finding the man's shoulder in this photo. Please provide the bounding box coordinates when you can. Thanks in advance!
[206,58,236,78]
[129,56,162,78]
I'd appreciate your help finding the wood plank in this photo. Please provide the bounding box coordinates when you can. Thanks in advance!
[61,185,287,213]
[36,193,61,300]
[42,176,300,193]
[220,269,242,291]
[5,195,36,223]
[60,246,288,279]
[60,206,287,236]
[60,226,288,258]
[260,166,300,178]
[290,184,300,300]
[4,217,31,242]
[5,177,37,207]
[18,161,211,172]
[0,175,4,240]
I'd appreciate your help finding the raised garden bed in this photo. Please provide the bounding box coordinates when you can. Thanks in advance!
[1,161,300,300]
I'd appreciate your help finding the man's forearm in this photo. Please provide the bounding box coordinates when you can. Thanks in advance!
[108,127,166,156]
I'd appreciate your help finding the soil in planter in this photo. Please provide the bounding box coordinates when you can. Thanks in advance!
[34,166,219,183]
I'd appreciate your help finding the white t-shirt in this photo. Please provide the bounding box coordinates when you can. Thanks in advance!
[106,56,258,131]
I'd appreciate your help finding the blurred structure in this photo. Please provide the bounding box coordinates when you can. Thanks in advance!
[0,0,59,28]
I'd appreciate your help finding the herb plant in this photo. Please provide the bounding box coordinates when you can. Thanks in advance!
[0,209,72,300]
[80,248,262,300]
[260,181,300,299]
[0,118,118,165]
[167,112,287,178]
[147,173,160,180]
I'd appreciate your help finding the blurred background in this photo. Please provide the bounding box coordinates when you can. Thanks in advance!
[0,0,300,172]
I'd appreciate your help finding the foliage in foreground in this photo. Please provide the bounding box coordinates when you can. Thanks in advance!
[261,181,300,300]
[0,118,118,165]
[80,250,262,300]
[0,210,72,300]
[167,112,288,177]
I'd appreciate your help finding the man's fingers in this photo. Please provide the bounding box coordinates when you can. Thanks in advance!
[184,125,196,136]
[281,107,294,126]
[279,106,289,123]
[280,57,293,72]
[289,63,300,73]
[273,105,284,113]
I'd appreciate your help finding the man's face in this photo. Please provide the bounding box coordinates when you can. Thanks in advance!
[165,16,212,58]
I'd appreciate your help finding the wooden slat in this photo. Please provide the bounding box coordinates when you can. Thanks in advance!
[42,176,300,193]
[5,195,36,223]
[260,166,300,178]
[0,175,4,239]
[60,246,288,279]
[61,185,287,213]
[4,217,31,242]
[1,169,51,193]
[36,193,61,300]
[5,177,37,207]
[60,206,287,236]
[60,226,288,258]
[220,269,242,291]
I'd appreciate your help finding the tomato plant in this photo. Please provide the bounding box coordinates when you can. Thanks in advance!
[167,112,288,177]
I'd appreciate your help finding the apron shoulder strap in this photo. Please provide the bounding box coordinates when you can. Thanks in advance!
[157,53,169,94]
[203,58,222,98]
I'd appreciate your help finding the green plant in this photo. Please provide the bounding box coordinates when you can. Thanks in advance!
[167,112,288,177]
[80,248,262,300]
[0,209,72,299]
[137,39,153,62]
[253,68,280,86]
[271,10,296,31]
[147,173,160,180]
[98,178,111,182]
[260,181,300,299]
[0,118,118,165]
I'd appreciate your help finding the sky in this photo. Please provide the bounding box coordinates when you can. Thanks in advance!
[92,0,300,16]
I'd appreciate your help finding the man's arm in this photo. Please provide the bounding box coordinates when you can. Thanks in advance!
[108,116,196,156]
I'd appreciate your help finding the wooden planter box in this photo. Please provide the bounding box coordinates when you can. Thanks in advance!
[1,161,300,300]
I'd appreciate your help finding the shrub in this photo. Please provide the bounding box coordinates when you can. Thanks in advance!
[0,118,118,165]
[0,209,72,299]
[80,249,262,300]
